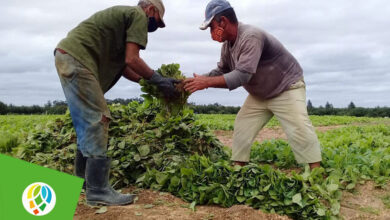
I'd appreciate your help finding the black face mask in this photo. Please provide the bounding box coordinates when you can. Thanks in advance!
[148,17,158,32]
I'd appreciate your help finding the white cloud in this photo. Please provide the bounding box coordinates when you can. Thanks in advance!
[0,0,389,107]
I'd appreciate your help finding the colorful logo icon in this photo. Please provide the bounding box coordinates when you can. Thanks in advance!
[22,182,56,216]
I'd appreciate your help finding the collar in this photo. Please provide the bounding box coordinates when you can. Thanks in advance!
[228,22,243,49]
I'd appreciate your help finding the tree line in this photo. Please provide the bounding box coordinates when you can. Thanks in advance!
[306,100,390,117]
[0,99,389,117]
[0,98,143,115]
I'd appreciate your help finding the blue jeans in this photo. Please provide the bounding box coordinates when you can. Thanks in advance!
[55,50,111,158]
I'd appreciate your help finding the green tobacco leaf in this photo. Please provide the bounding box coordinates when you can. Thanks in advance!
[136,175,145,184]
[156,172,168,185]
[144,204,155,209]
[189,201,196,211]
[95,206,107,214]
[181,168,194,176]
[327,184,339,193]
[111,160,119,166]
[346,183,355,190]
[236,196,246,203]
[316,208,326,216]
[138,145,150,157]
[263,184,271,192]
[133,154,141,162]
[118,141,125,149]
[292,193,302,207]
[170,176,180,187]
[331,202,341,215]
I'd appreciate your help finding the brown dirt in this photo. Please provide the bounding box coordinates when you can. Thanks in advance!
[340,182,390,220]
[74,188,291,220]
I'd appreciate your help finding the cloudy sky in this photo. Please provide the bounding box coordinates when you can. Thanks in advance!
[0,0,389,107]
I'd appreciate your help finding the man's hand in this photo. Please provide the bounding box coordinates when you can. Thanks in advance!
[148,71,180,100]
[183,73,210,93]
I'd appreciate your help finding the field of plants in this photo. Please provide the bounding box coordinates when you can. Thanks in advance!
[0,107,390,219]
[1,114,388,155]
[1,65,389,220]
[0,115,60,154]
[1,111,390,219]
[197,114,390,130]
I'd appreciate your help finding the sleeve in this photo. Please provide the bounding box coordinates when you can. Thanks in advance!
[235,34,263,74]
[203,68,224,77]
[223,69,253,90]
[126,9,148,49]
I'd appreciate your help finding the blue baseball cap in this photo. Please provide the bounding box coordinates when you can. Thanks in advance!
[200,0,232,30]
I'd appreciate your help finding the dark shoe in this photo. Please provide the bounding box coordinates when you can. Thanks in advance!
[74,150,87,190]
[85,157,135,206]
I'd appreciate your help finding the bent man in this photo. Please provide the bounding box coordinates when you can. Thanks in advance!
[184,0,322,170]
[54,0,178,206]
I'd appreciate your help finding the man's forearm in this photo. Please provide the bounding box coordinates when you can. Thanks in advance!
[125,43,154,79]
[123,66,142,83]
[125,57,154,79]
[207,76,228,89]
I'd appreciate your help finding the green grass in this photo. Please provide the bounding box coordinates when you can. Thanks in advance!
[0,115,63,154]
[196,114,390,130]
[358,206,380,215]
[382,194,390,209]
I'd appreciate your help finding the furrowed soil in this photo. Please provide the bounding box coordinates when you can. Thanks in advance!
[73,125,390,220]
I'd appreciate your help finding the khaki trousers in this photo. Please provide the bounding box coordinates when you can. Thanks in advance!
[232,80,322,164]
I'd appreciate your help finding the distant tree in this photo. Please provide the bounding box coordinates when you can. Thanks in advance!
[307,100,313,109]
[44,101,52,108]
[2,98,389,117]
[0,101,7,115]
[53,100,67,106]
[325,102,333,109]
[348,101,356,109]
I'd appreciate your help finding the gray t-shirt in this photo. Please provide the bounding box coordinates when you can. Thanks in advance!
[208,23,303,99]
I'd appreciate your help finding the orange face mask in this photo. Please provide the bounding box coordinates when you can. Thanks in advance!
[211,26,224,42]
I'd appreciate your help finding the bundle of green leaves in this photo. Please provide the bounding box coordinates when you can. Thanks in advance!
[15,100,228,184]
[138,154,335,219]
[139,64,190,117]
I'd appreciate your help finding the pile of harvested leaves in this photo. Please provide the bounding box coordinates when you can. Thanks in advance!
[15,64,344,219]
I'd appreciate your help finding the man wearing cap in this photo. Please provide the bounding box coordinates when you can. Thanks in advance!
[184,0,322,170]
[54,0,176,206]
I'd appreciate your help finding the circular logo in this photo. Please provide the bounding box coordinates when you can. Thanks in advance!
[22,182,56,216]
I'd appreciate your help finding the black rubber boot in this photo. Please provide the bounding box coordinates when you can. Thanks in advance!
[85,157,134,206]
[74,150,87,189]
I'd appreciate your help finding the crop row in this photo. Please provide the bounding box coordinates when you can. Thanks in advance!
[196,114,389,130]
